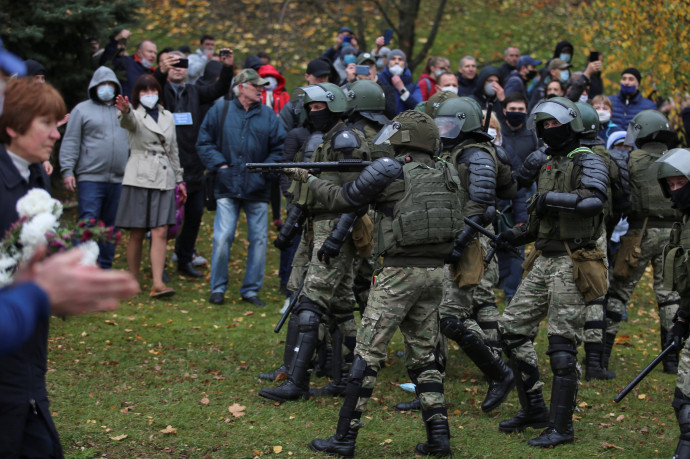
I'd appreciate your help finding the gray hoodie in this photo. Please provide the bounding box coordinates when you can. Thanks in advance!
[59,66,129,183]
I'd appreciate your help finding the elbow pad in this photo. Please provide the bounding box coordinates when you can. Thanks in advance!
[343,157,402,207]
[274,205,307,250]
[330,212,358,243]
[574,196,604,217]
[543,192,579,212]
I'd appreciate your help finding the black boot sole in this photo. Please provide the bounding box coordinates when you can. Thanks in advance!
[498,419,549,433]
[258,388,308,403]
[310,440,354,458]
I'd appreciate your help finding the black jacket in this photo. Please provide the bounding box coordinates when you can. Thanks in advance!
[500,118,540,168]
[470,66,504,123]
[0,145,62,458]
[154,65,234,188]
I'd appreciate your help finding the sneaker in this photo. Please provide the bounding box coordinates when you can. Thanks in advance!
[171,252,178,263]
[209,292,225,305]
[242,296,266,307]
[192,251,208,266]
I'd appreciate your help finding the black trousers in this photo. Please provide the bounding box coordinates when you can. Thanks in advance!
[175,184,205,265]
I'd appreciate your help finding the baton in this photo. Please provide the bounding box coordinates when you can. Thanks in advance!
[462,217,523,262]
[614,342,679,403]
[274,283,304,333]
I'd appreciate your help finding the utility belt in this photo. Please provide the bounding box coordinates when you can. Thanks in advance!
[382,256,443,268]
[310,213,344,222]
[628,218,676,229]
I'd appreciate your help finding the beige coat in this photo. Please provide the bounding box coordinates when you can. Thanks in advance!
[119,104,183,190]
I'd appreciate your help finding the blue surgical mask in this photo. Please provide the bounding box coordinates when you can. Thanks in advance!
[97,84,115,102]
[621,84,637,95]
[559,53,571,63]
[344,54,356,65]
[376,58,385,71]
[559,69,569,83]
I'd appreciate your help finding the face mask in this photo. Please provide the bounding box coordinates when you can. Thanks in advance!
[434,69,444,78]
[559,53,571,63]
[578,94,589,103]
[140,57,154,69]
[621,84,637,95]
[546,93,558,99]
[389,65,404,76]
[484,83,496,98]
[140,94,158,109]
[505,111,527,127]
[344,54,356,65]
[541,123,573,150]
[487,127,497,139]
[309,109,338,133]
[670,182,690,212]
[526,70,537,80]
[97,84,116,102]
[265,77,278,91]
[441,86,458,94]
[559,69,569,83]
[597,109,611,123]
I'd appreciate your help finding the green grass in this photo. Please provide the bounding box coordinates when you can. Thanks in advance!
[47,211,678,458]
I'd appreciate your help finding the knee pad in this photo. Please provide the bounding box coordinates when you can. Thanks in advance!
[678,404,690,435]
[297,309,322,333]
[440,317,469,342]
[547,336,577,376]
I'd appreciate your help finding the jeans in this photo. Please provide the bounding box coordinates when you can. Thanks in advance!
[210,198,268,298]
[77,181,122,269]
[175,186,205,265]
[497,246,524,302]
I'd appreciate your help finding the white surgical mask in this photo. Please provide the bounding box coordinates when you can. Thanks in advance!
[597,109,611,123]
[140,94,158,109]
[140,57,154,70]
[389,65,404,76]
[487,127,498,139]
[265,77,278,91]
[97,84,115,102]
[434,69,444,78]
[440,86,458,94]
[578,93,589,103]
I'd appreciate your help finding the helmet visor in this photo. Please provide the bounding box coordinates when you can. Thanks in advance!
[299,85,333,104]
[624,119,642,147]
[373,120,402,145]
[656,148,690,180]
[527,99,578,130]
[434,115,465,139]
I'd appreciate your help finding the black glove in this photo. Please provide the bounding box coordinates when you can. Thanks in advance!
[534,193,549,217]
[273,234,291,251]
[668,311,690,349]
[444,244,463,265]
[495,229,518,251]
[317,236,342,265]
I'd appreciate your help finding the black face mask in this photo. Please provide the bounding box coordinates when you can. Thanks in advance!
[526,70,537,80]
[670,182,690,212]
[505,111,527,127]
[309,110,339,133]
[540,123,575,151]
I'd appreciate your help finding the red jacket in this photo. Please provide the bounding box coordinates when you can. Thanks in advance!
[418,72,437,101]
[258,64,290,115]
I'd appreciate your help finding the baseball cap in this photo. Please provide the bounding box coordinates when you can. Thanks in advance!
[338,26,353,34]
[356,53,376,65]
[306,58,331,77]
[517,55,542,68]
[234,68,268,86]
[548,58,572,71]
[0,39,26,76]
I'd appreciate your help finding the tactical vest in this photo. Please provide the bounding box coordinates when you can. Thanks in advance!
[350,119,394,160]
[375,158,464,258]
[290,132,323,206]
[663,215,690,295]
[449,141,498,209]
[534,146,604,241]
[628,148,681,221]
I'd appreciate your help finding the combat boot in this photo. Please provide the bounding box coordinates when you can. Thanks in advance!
[675,405,690,459]
[310,369,348,397]
[528,351,577,448]
[498,389,549,433]
[601,332,616,374]
[664,349,680,374]
[310,415,359,458]
[415,413,452,458]
[260,310,320,402]
[258,311,300,381]
[440,317,514,412]
[395,398,421,411]
[584,344,615,380]
[258,364,287,381]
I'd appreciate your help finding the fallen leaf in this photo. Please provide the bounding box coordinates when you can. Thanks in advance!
[160,425,177,434]
[110,434,127,441]
[104,320,117,326]
[273,445,283,453]
[616,414,625,421]
[603,441,623,450]
[200,397,210,405]
[578,401,588,407]
[380,438,393,445]
[638,394,646,400]
[229,403,246,417]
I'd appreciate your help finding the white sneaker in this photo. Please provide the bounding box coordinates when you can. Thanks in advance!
[192,253,208,266]
[279,297,290,314]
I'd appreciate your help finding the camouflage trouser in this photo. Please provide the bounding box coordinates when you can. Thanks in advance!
[354,266,446,420]
[499,254,587,393]
[607,227,680,341]
[583,234,610,347]
[300,218,358,371]
[286,228,311,293]
[438,234,500,353]
[676,318,690,401]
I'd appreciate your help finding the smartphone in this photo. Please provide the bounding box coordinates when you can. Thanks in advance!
[589,51,600,62]
[173,58,189,68]
[219,50,230,57]
[383,29,394,46]
[343,35,352,45]
[355,65,370,75]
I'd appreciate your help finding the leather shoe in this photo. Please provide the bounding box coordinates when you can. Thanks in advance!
[209,292,225,305]
[178,262,203,278]
[242,296,266,307]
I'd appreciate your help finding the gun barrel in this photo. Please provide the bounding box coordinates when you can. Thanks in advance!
[247,160,372,174]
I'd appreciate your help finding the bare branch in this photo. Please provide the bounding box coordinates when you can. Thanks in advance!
[410,0,448,70]
[372,0,400,34]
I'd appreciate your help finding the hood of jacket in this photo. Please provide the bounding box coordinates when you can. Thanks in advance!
[88,66,122,102]
[196,60,223,86]
[473,65,501,99]
[258,64,286,92]
[553,40,574,58]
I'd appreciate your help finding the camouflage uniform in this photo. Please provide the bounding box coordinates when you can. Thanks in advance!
[606,141,681,374]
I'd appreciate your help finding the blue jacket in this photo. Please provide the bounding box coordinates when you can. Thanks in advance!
[197,97,286,202]
[608,90,656,130]
[378,67,422,114]
[0,283,50,357]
